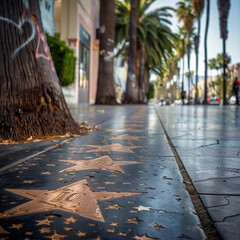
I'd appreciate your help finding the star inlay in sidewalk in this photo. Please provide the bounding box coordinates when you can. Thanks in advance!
[35,219,53,226]
[134,205,151,211]
[60,156,143,173]
[107,134,144,141]
[0,180,141,222]
[106,128,144,133]
[84,143,143,153]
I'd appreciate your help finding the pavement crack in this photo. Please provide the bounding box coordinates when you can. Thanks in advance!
[194,175,240,183]
[197,140,219,149]
[215,213,240,223]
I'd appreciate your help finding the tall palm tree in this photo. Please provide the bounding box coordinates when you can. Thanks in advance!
[217,0,230,105]
[115,0,175,103]
[176,0,195,103]
[192,0,205,104]
[96,0,117,104]
[175,27,187,103]
[124,0,138,104]
[203,0,210,104]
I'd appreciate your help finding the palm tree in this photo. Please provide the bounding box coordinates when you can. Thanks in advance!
[96,0,117,104]
[203,0,210,104]
[175,27,187,104]
[192,0,205,104]
[0,0,81,141]
[217,0,230,105]
[176,0,195,104]
[115,0,175,103]
[124,0,138,104]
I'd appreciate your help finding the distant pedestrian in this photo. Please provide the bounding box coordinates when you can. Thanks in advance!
[232,77,240,105]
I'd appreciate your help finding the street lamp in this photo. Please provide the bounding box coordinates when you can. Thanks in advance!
[217,0,230,105]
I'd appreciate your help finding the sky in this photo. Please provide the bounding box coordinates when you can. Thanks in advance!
[148,0,240,78]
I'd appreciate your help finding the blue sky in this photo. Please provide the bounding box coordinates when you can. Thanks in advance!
[148,0,240,77]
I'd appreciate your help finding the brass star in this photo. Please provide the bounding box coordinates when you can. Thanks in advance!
[107,134,144,141]
[39,227,51,233]
[0,180,141,222]
[106,128,144,133]
[9,223,23,230]
[45,230,68,239]
[132,234,158,239]
[64,216,77,224]
[109,222,118,226]
[35,219,53,226]
[84,143,143,153]
[60,156,143,173]
[41,171,52,175]
[76,231,87,237]
[119,232,127,236]
[23,180,36,184]
[64,227,72,231]
[105,204,122,210]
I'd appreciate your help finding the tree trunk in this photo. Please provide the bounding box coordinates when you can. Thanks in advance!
[124,0,138,104]
[203,0,210,104]
[181,50,185,104]
[195,17,200,104]
[0,0,80,141]
[95,0,117,105]
[187,43,191,104]
[138,44,146,103]
[218,0,230,105]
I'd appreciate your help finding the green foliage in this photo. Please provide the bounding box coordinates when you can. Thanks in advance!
[46,34,76,87]
[147,81,155,100]
[115,0,176,77]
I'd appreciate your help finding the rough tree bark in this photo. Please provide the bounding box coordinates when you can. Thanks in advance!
[0,0,81,141]
[138,44,146,103]
[95,0,117,105]
[203,0,210,104]
[124,0,138,104]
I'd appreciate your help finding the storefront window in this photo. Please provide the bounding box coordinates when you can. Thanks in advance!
[79,43,90,89]
[79,25,90,90]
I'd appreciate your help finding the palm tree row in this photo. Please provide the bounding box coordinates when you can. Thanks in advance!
[115,0,176,104]
[95,0,231,105]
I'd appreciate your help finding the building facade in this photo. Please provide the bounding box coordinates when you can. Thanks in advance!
[54,0,99,104]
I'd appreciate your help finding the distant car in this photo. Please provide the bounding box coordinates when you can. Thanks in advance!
[207,97,221,105]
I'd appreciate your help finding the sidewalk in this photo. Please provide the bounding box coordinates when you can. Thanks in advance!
[0,104,238,239]
[155,104,240,240]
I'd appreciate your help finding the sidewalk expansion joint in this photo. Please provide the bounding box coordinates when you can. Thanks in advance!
[154,106,221,240]
[0,139,71,173]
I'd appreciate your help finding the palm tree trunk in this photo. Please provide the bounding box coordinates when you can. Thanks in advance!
[138,44,146,103]
[124,0,138,104]
[187,43,191,104]
[96,0,117,104]
[218,0,230,105]
[203,0,210,104]
[195,17,200,104]
[181,54,185,104]
[0,0,80,141]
